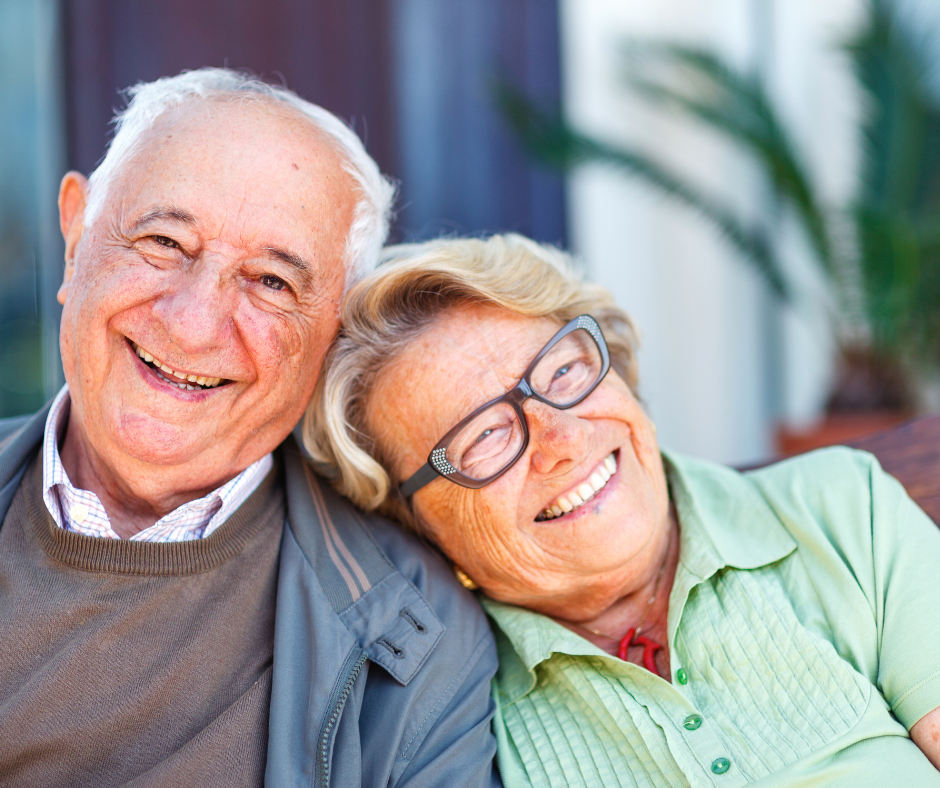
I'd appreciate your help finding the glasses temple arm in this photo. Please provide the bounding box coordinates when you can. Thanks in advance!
[399,462,441,498]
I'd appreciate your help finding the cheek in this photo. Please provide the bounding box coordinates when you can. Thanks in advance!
[69,249,164,336]
[59,253,136,374]
[589,380,658,456]
[419,485,518,569]
[417,488,477,558]
[298,310,340,370]
[627,409,662,472]
[241,307,338,394]
[58,315,77,380]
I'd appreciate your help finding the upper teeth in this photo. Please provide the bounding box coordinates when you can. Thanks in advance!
[132,342,224,390]
[537,453,617,521]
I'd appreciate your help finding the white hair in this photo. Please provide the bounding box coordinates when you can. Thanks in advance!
[83,68,397,286]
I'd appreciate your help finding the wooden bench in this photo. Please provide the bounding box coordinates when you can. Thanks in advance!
[847,414,940,524]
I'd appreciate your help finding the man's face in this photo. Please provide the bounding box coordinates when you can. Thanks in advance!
[57,99,356,492]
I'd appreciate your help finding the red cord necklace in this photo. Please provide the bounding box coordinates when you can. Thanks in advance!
[616,628,662,674]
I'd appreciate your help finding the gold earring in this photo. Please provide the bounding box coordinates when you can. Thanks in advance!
[453,566,479,591]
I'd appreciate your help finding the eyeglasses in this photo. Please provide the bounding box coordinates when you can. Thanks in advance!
[399,315,610,497]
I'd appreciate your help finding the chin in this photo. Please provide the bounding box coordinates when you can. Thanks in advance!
[574,513,658,573]
[109,409,213,467]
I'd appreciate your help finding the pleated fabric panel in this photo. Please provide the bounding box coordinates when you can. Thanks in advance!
[504,653,690,788]
[500,554,871,787]
[673,561,871,781]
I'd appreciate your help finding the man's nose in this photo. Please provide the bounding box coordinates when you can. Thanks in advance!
[152,259,235,354]
[525,399,593,475]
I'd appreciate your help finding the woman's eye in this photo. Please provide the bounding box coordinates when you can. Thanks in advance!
[553,364,572,380]
[151,235,180,249]
[473,428,496,446]
[260,274,288,292]
[462,424,510,464]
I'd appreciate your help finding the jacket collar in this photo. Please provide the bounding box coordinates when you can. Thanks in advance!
[663,450,797,650]
[0,403,50,519]
[664,450,796,577]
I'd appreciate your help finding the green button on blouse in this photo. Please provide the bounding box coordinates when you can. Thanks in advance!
[484,449,940,788]
[711,757,731,775]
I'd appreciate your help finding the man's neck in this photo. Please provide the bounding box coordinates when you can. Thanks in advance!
[58,420,230,539]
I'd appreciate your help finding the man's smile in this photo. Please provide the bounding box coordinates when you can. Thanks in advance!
[130,340,228,391]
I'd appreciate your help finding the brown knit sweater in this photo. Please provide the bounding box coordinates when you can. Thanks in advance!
[0,452,284,787]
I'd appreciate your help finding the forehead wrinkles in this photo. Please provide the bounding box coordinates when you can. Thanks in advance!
[418,323,542,439]
[449,314,551,383]
[105,104,351,282]
[109,98,348,205]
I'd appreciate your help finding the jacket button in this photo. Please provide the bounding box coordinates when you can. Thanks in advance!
[676,668,688,684]
[683,713,703,730]
[711,757,731,774]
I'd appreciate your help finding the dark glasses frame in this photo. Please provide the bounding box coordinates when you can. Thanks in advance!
[399,314,610,498]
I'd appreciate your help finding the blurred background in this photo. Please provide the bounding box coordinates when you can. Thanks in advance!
[1,0,939,466]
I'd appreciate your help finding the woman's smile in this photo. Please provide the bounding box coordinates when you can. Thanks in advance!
[535,450,618,521]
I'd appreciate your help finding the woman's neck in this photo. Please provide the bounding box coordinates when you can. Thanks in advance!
[555,506,680,666]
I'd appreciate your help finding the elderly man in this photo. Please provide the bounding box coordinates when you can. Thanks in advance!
[0,69,499,787]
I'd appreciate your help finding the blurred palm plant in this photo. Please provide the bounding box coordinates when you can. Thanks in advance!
[498,0,940,411]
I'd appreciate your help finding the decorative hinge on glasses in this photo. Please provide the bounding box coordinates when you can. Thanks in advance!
[430,447,458,476]
[577,315,602,344]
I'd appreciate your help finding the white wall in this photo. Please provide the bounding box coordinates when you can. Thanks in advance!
[559,0,862,464]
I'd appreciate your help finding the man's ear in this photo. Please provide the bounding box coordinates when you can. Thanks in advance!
[57,171,88,305]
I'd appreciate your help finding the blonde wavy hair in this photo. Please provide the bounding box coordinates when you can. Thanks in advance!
[303,234,640,531]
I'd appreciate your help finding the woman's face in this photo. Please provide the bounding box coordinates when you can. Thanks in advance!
[366,303,672,620]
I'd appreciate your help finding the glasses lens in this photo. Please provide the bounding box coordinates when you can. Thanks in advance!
[445,401,525,481]
[529,328,603,406]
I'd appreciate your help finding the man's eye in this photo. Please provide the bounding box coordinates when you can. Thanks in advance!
[151,235,180,249]
[260,274,288,291]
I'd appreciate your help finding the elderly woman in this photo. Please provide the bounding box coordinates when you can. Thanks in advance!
[304,234,940,787]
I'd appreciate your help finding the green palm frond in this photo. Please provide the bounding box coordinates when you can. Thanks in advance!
[845,0,940,364]
[845,0,940,214]
[496,82,789,299]
[497,0,940,374]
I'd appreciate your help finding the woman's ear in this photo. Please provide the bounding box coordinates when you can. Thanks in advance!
[57,172,89,305]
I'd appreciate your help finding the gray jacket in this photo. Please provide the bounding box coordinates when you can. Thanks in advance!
[0,406,501,788]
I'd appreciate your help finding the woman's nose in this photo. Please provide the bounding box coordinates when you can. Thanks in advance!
[525,399,592,475]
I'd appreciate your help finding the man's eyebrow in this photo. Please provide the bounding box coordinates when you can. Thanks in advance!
[263,246,316,284]
[131,207,198,232]
[130,210,316,285]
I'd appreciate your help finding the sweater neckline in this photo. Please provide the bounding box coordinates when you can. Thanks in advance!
[19,451,283,576]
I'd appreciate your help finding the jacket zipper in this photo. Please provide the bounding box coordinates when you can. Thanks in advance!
[317,649,369,788]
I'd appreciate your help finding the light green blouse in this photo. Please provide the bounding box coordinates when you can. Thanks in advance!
[483,448,940,787]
